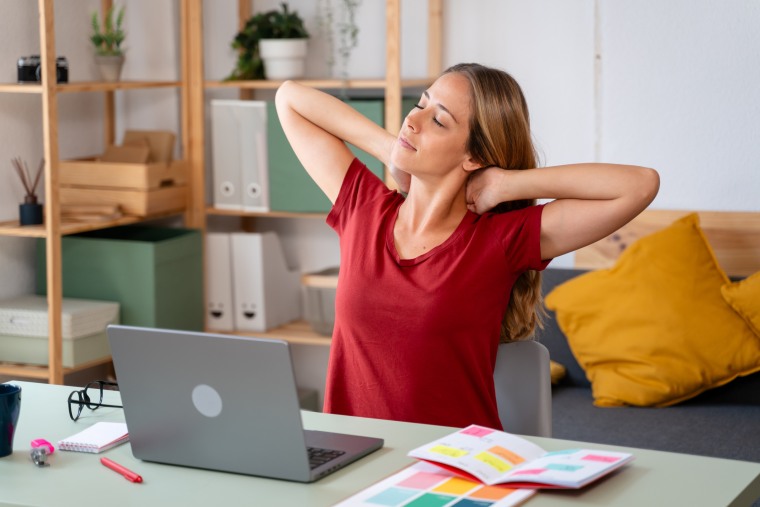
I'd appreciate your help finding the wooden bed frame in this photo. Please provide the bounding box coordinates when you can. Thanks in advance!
[574,209,760,278]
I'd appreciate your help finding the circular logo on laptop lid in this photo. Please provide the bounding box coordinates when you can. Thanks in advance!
[191,384,223,418]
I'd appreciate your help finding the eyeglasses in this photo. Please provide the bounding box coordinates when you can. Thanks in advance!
[67,380,122,422]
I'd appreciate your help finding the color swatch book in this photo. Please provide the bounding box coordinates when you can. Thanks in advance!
[58,422,129,453]
[335,461,535,507]
[408,425,634,489]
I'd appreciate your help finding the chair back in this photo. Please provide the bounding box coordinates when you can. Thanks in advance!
[494,340,552,437]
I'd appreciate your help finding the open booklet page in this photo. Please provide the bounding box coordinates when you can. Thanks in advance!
[408,425,633,489]
[335,461,536,507]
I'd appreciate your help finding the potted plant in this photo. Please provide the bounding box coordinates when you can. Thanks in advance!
[90,5,126,82]
[317,0,362,81]
[227,3,310,81]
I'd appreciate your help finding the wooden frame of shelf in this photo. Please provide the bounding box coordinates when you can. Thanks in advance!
[0,356,114,381]
[206,207,326,220]
[184,0,444,346]
[204,78,433,90]
[217,320,332,347]
[0,0,193,384]
[0,210,187,238]
[0,81,182,94]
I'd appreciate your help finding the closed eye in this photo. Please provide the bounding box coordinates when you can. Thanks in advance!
[414,103,445,128]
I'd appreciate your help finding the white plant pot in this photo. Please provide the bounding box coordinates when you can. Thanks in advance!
[259,39,308,80]
[94,54,125,82]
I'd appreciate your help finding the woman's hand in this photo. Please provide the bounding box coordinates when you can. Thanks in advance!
[465,166,512,214]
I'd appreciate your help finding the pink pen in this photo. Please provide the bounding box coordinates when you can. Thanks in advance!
[100,457,143,483]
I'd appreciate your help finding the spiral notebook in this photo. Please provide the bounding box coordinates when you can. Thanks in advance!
[58,422,129,453]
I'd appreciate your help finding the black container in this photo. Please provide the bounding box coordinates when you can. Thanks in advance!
[19,202,43,226]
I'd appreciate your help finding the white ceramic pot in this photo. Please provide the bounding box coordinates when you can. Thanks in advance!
[259,39,308,80]
[94,54,125,82]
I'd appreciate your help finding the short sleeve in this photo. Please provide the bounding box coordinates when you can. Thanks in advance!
[327,158,391,234]
[499,204,551,272]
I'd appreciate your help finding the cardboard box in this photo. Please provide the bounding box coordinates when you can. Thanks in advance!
[122,130,175,163]
[36,226,203,331]
[59,184,187,216]
[59,158,188,190]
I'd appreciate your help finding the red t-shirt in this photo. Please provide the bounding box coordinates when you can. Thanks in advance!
[324,159,549,428]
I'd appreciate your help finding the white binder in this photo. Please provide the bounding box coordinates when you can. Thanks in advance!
[205,233,234,331]
[210,100,270,211]
[230,232,301,332]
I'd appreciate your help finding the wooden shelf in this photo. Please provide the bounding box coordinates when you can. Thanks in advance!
[0,209,187,238]
[0,83,43,94]
[57,80,182,93]
[206,207,326,219]
[205,78,433,91]
[0,80,182,94]
[0,356,113,380]
[215,320,332,347]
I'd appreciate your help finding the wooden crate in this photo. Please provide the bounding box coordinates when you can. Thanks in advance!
[60,185,187,216]
[60,158,188,190]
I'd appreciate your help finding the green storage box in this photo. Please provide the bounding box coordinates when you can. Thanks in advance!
[36,226,203,331]
[266,98,419,213]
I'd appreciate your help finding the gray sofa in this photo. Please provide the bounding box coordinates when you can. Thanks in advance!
[538,268,760,464]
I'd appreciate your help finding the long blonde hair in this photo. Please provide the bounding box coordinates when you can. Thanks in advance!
[444,63,545,342]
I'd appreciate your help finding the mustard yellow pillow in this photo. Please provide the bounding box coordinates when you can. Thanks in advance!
[722,271,760,337]
[545,213,760,407]
[550,360,567,385]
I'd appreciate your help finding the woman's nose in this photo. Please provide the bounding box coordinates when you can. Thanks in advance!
[406,111,419,132]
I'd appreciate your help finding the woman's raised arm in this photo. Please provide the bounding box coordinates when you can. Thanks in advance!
[275,81,396,203]
[466,163,660,260]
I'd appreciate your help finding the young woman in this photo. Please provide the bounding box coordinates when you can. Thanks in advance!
[275,63,659,429]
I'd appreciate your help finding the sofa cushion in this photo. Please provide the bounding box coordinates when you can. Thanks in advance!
[722,270,760,337]
[551,386,760,462]
[536,268,591,387]
[545,213,760,407]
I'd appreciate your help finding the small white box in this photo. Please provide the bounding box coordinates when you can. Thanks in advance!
[0,330,112,368]
[0,295,119,339]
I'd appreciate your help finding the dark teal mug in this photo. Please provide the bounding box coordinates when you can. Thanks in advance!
[0,384,21,457]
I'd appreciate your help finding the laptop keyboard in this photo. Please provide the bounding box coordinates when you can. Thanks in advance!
[307,446,346,469]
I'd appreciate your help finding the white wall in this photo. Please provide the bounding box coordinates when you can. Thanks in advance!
[1,1,758,395]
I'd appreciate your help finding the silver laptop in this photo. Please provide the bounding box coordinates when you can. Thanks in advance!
[107,325,383,482]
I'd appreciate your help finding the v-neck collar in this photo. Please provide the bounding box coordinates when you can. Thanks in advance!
[385,201,474,266]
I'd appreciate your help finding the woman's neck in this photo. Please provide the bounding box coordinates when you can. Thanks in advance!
[393,175,469,259]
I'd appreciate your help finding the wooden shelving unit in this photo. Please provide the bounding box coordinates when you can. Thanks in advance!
[0,1,443,374]
[0,0,193,383]
[204,78,434,90]
[184,0,443,346]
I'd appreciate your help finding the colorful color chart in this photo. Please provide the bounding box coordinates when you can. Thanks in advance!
[335,462,535,507]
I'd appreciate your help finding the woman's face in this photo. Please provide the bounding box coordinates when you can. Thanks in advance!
[391,72,475,178]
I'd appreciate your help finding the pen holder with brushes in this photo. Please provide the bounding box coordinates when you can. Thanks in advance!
[19,196,43,226]
[11,157,44,226]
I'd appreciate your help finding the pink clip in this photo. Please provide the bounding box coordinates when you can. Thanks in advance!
[31,439,55,454]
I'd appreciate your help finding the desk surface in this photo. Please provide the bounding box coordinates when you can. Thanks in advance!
[2,381,759,507]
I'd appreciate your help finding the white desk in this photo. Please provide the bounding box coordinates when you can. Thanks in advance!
[2,381,759,506]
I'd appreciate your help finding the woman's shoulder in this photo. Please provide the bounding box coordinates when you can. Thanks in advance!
[328,158,402,229]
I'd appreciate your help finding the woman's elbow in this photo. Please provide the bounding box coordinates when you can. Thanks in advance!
[275,80,296,110]
[636,166,660,207]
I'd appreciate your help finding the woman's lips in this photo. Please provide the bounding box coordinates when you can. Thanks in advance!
[398,136,416,151]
